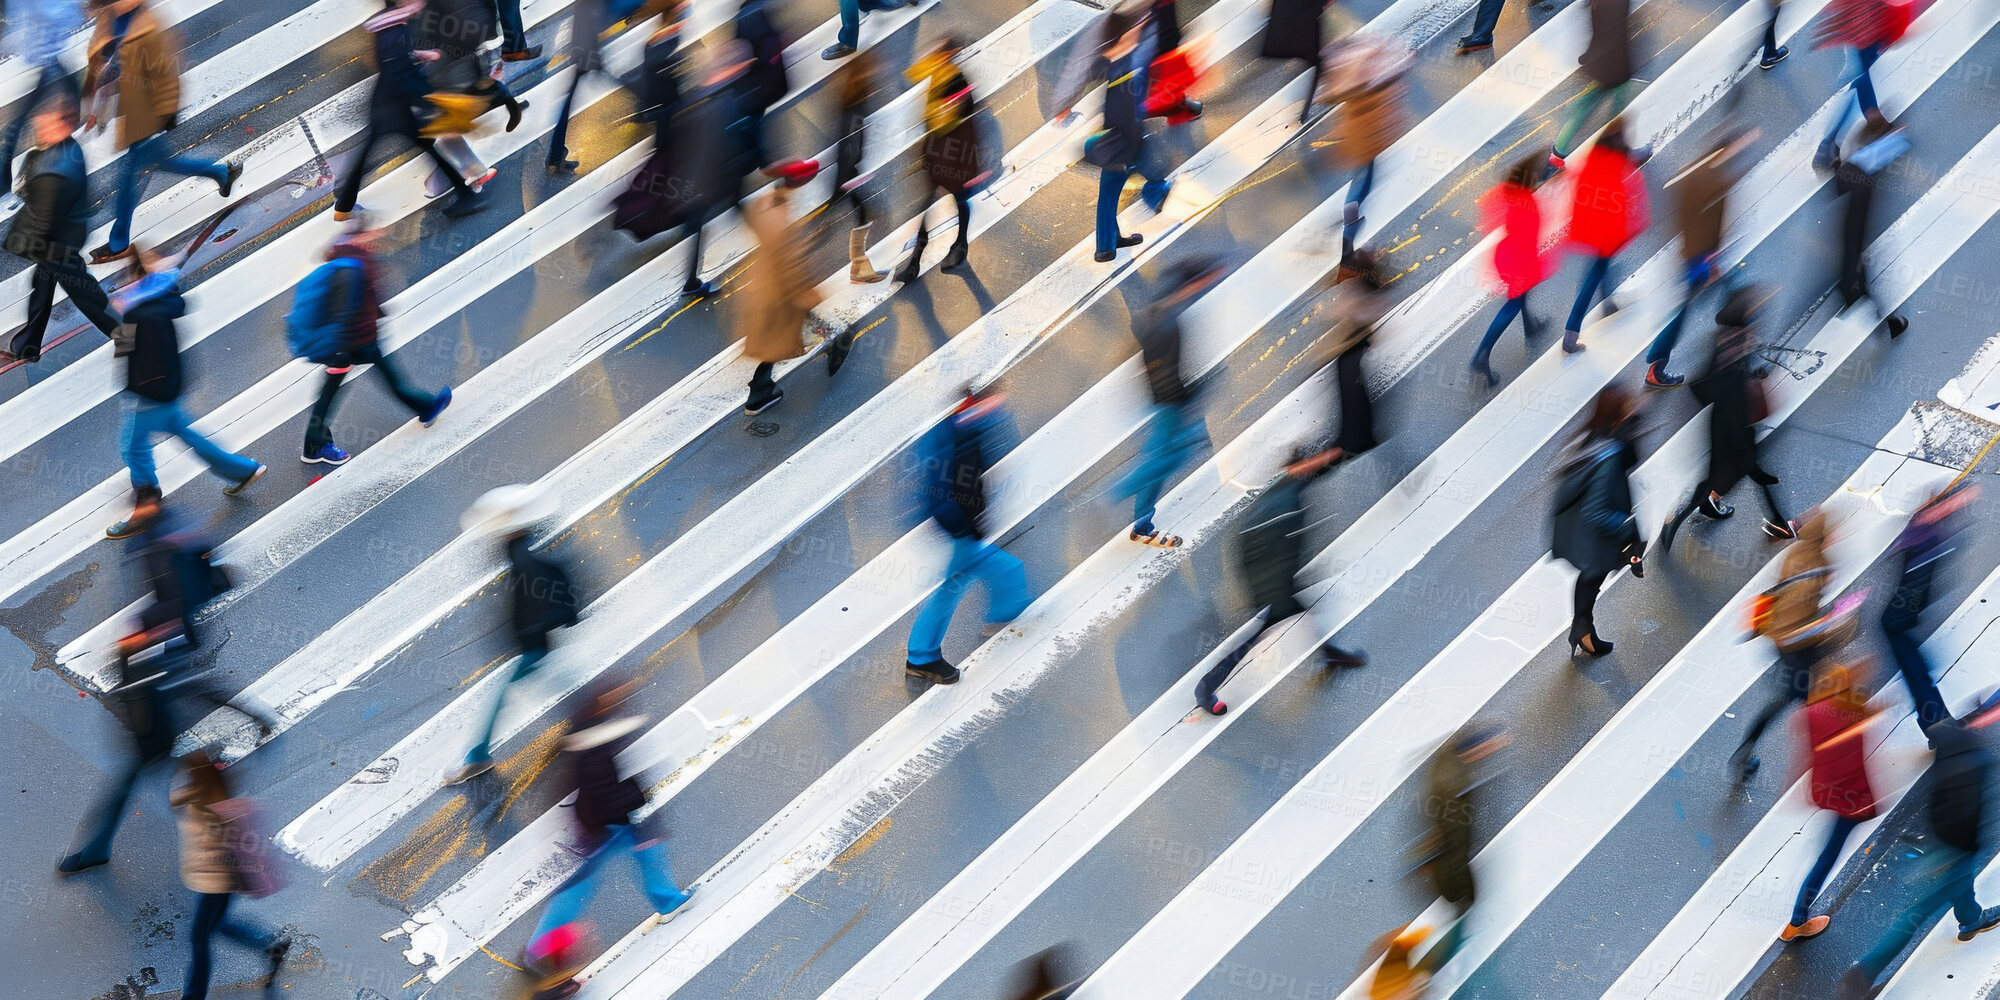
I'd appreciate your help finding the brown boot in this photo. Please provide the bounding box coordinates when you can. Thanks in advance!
[849,224,887,283]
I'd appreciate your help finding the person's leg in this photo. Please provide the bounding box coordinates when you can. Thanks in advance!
[1853,44,1883,116]
[547,69,585,168]
[335,129,381,214]
[63,755,148,866]
[182,892,230,1000]
[0,63,61,185]
[351,343,441,416]
[498,0,529,53]
[629,826,694,912]
[416,138,475,195]
[1884,625,1950,732]
[163,401,261,484]
[1096,166,1130,256]
[303,366,347,457]
[1761,0,1782,59]
[746,361,778,409]
[463,648,546,767]
[121,397,170,491]
[1470,295,1526,377]
[1128,404,1182,535]
[1791,815,1861,926]
[1648,259,1709,368]
[48,252,121,334]
[108,134,163,252]
[529,830,617,942]
[1553,84,1608,161]
[1565,255,1612,338]
[1570,569,1607,646]
[1463,0,1504,45]
[1299,57,1320,123]
[155,145,229,187]
[12,264,59,357]
[1342,160,1375,257]
[213,896,279,953]
[968,540,1032,623]
[950,191,972,252]
[907,537,983,664]
[836,0,862,50]
[1135,144,1172,212]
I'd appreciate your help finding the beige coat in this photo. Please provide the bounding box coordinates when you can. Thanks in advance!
[171,778,244,894]
[87,6,182,149]
[1766,511,1834,654]
[1321,80,1405,172]
[736,189,823,364]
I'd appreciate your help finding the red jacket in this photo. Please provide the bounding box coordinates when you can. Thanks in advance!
[1568,145,1648,258]
[1815,0,1930,50]
[1484,181,1550,299]
[1806,697,1878,820]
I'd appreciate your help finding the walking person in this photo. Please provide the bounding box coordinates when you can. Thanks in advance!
[106,247,264,539]
[904,386,1034,686]
[172,749,290,1000]
[446,485,580,784]
[1260,0,1329,123]
[736,175,823,416]
[1811,0,1920,171]
[1121,258,1223,550]
[1319,251,1388,460]
[1831,116,1912,337]
[293,220,453,466]
[1880,483,1978,737]
[1736,509,1849,779]
[335,0,486,220]
[521,681,695,999]
[1468,155,1552,388]
[1647,126,1756,388]
[1559,118,1648,353]
[82,0,240,262]
[733,0,790,167]
[1546,0,1642,176]
[1658,286,1796,553]
[0,0,85,192]
[1318,34,1410,276]
[3,101,119,363]
[831,51,889,296]
[1196,444,1366,716]
[1089,3,1175,264]
[1779,663,1879,942]
[823,0,917,60]
[1841,718,2000,997]
[1550,387,1644,659]
[1141,0,1203,123]
[895,50,995,282]
[544,0,618,173]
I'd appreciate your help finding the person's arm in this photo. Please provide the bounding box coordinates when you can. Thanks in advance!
[1580,454,1635,539]
[6,173,61,258]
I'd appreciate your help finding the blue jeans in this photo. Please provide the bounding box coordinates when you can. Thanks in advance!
[1565,255,1615,333]
[1343,160,1375,251]
[1884,624,1951,732]
[837,0,898,49]
[1472,291,1534,364]
[184,892,278,1000]
[530,824,690,943]
[494,0,527,52]
[1463,0,1504,43]
[1855,843,1989,981]
[463,647,548,766]
[1648,254,1718,366]
[122,396,260,490]
[1125,402,1203,535]
[1792,813,1863,925]
[1096,150,1172,256]
[110,133,228,252]
[908,535,1031,664]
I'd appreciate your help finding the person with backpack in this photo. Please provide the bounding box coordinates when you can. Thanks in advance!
[172,748,291,1000]
[5,101,120,364]
[1842,718,2000,997]
[106,247,265,539]
[1122,259,1221,550]
[823,0,918,60]
[1778,663,1879,943]
[82,0,242,263]
[1196,444,1366,716]
[521,679,696,999]
[446,485,580,784]
[1735,509,1846,780]
[335,0,487,219]
[1550,387,1644,659]
[904,386,1033,686]
[1090,3,1175,265]
[293,220,452,466]
[1657,286,1795,554]
[1468,154,1553,389]
[895,49,994,283]
[1880,483,1977,737]
[1560,118,1649,353]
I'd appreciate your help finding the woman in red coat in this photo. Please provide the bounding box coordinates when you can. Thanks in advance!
[1561,119,1649,353]
[1470,155,1552,388]
[1782,663,1880,942]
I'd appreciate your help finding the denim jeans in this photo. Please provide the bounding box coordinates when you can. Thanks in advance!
[303,343,441,456]
[1096,149,1172,256]
[1792,813,1863,925]
[493,0,527,51]
[184,891,278,1000]
[1124,402,1203,535]
[1648,254,1719,366]
[529,824,691,944]
[1472,291,1535,363]
[1343,160,1375,251]
[122,396,259,491]
[1884,624,1951,732]
[1463,0,1504,43]
[907,535,1031,664]
[110,132,228,252]
[837,0,898,49]
[1565,255,1615,333]
[463,647,548,766]
[1855,843,1989,981]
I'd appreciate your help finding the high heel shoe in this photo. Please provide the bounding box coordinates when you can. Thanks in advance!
[1762,517,1797,540]
[1571,632,1613,658]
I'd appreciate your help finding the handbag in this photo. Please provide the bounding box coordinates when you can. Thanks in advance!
[1083,128,1135,170]
[210,798,286,899]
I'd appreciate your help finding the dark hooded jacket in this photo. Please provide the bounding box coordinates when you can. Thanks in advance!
[6,136,91,263]
[115,277,187,403]
[508,535,579,653]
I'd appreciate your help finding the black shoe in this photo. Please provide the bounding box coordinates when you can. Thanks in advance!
[894,256,922,284]
[826,332,854,375]
[1759,45,1789,70]
[1093,249,1117,263]
[744,387,783,415]
[1960,906,2000,941]
[443,188,490,217]
[1456,36,1492,54]
[266,938,292,982]
[1837,963,1880,999]
[1,348,39,364]
[1321,644,1366,668]
[683,278,721,298]
[546,156,579,175]
[506,99,528,133]
[219,161,241,198]
[1195,681,1226,716]
[1644,362,1684,389]
[1469,357,1498,389]
[940,239,968,272]
[905,658,960,685]
[1118,233,1143,249]
[1570,633,1613,658]
[56,852,108,876]
[502,45,543,61]
[822,43,856,60]
[1886,314,1908,339]
[1699,496,1734,519]
[1762,517,1797,540]
[531,980,582,1000]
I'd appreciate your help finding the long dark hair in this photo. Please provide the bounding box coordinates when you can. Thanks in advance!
[180,748,230,807]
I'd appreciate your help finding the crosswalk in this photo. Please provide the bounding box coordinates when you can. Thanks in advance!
[9,0,2000,997]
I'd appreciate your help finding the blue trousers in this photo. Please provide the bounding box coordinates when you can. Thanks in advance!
[908,535,1030,664]
[1463,0,1504,44]
[530,824,690,943]
[1884,624,1951,732]
[1792,813,1863,925]
[184,891,277,1000]
[1125,402,1203,535]
[1472,291,1535,364]
[1855,843,1989,981]
[838,0,900,49]
[1565,255,1616,333]
[122,396,260,491]
[1343,160,1375,252]
[110,133,228,252]
[1648,254,1719,366]
[463,647,548,766]
[1096,151,1172,256]
[494,0,527,52]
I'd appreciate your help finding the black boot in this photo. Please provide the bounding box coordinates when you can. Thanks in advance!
[895,228,928,283]
[940,237,968,272]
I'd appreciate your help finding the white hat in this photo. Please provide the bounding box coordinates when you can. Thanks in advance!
[461,483,554,536]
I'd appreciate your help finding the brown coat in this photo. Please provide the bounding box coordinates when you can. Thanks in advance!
[88,6,182,148]
[1321,80,1404,171]
[735,189,823,364]
[1674,147,1738,263]
[1766,511,1833,654]
[171,778,244,894]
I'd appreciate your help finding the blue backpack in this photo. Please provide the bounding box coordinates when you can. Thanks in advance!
[285,257,363,364]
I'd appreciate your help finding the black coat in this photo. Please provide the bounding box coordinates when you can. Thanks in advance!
[1135,307,1190,407]
[5,137,90,263]
[1551,437,1641,577]
[1424,748,1477,910]
[1153,0,1184,52]
[734,0,789,111]
[1691,334,1767,494]
[423,0,493,91]
[639,32,686,127]
[922,108,993,196]
[567,714,647,836]
[368,21,436,136]
[1930,721,1989,853]
[1261,0,1327,61]
[1236,473,1315,622]
[118,286,187,403]
[508,535,579,653]
[1581,0,1631,88]
[1333,338,1375,457]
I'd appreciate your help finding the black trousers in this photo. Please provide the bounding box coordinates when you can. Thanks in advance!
[1737,646,1819,757]
[15,251,120,357]
[1570,568,1609,644]
[303,343,439,455]
[335,126,469,214]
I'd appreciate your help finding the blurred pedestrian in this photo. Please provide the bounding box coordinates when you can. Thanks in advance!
[446,485,580,784]
[1547,0,1643,175]
[1318,34,1410,275]
[4,101,119,363]
[1121,258,1222,549]
[83,0,241,262]
[421,0,527,136]
[544,0,617,173]
[1088,4,1174,264]
[172,749,290,1000]
[521,680,695,999]
[637,3,690,143]
[1658,286,1794,553]
[1560,117,1648,353]
[1198,444,1366,716]
[833,51,888,290]
[736,175,823,415]
[1737,508,1849,779]
[823,0,917,60]
[107,246,264,540]
[1468,154,1552,388]
[1260,0,1329,123]
[1550,387,1644,659]
[335,0,487,220]
[1842,719,2000,996]
[292,219,454,466]
[1881,483,1977,736]
[1419,724,1508,920]
[0,0,85,192]
[1811,0,1921,170]
[1780,663,1878,942]
[1649,125,1756,388]
[1759,0,1790,69]
[734,0,790,168]
[493,0,539,60]
[896,48,995,282]
[905,386,1033,686]
[1831,116,1911,337]
[1319,250,1387,460]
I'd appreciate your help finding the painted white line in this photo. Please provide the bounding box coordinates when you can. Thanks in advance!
[1879,801,2000,997]
[55,0,1066,696]
[0,0,221,116]
[0,0,929,615]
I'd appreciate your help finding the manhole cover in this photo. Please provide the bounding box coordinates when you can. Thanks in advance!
[748,421,780,437]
